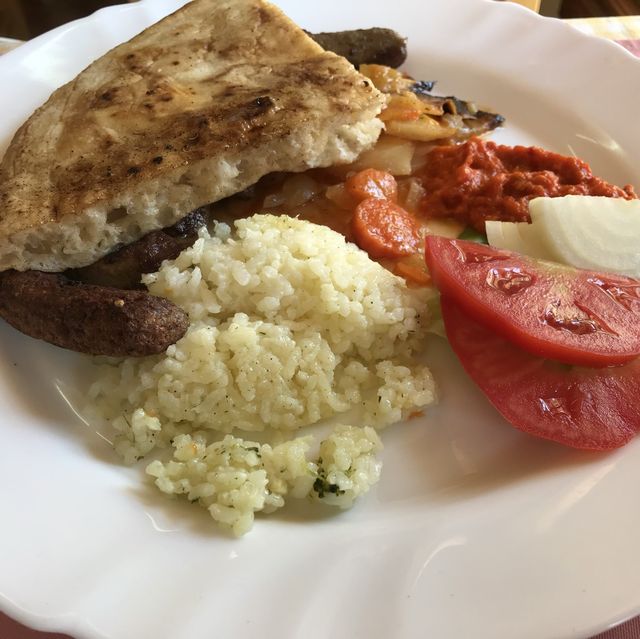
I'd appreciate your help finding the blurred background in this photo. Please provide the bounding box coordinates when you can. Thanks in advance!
[1,0,639,40]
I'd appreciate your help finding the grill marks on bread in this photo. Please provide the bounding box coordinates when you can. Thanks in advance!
[0,0,385,272]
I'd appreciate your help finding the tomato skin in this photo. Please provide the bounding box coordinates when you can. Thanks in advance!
[441,297,640,450]
[425,236,640,367]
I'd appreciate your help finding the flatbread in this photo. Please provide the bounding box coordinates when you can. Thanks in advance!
[0,0,385,272]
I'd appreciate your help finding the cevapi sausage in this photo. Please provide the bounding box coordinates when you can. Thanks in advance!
[67,208,206,289]
[308,29,407,68]
[0,270,188,357]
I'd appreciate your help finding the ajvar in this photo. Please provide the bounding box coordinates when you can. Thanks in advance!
[420,137,638,232]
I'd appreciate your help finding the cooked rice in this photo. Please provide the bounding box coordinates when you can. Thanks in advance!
[87,214,436,534]
[147,424,382,536]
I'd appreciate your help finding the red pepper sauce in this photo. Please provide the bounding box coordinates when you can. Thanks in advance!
[420,137,638,232]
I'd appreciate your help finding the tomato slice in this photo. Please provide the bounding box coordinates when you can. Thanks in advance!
[425,236,640,367]
[441,297,640,450]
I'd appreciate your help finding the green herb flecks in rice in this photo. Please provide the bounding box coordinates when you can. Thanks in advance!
[86,214,437,534]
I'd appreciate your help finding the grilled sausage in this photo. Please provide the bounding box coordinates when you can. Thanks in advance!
[308,29,407,68]
[0,270,188,357]
[67,208,206,289]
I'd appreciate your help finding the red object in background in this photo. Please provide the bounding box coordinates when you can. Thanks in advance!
[618,38,640,56]
[0,613,71,638]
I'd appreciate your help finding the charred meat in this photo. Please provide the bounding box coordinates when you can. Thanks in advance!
[67,209,206,289]
[308,28,407,68]
[0,270,188,357]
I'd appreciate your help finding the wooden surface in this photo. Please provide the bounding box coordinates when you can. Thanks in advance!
[0,0,118,39]
[561,0,640,18]
[510,0,542,10]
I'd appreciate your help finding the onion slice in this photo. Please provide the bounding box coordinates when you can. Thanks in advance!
[486,195,640,278]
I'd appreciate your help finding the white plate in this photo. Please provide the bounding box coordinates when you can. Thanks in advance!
[1,1,639,638]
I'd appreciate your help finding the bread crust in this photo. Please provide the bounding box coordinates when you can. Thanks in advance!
[0,0,385,271]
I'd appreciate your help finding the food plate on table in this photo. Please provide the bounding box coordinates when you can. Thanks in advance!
[0,0,639,637]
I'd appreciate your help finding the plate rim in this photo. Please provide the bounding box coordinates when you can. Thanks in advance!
[1,1,640,638]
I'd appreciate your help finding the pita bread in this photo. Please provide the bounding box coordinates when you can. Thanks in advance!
[0,0,385,272]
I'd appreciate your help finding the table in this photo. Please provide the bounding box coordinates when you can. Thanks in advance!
[566,14,640,56]
[0,12,639,639]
